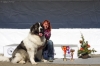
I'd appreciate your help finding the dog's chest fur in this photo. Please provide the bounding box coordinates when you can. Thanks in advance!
[23,33,46,49]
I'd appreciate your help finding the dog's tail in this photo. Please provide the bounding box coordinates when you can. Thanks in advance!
[0,55,10,62]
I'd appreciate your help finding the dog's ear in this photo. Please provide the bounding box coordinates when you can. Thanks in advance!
[30,22,39,34]
[30,24,35,34]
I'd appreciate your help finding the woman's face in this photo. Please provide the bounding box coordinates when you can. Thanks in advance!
[43,22,49,29]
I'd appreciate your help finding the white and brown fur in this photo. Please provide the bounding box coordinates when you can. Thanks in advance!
[0,22,46,64]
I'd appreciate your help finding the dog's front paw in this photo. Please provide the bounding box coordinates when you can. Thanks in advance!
[19,60,25,64]
[32,62,37,65]
[42,59,47,62]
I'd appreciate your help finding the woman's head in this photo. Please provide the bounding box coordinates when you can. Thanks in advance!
[42,20,51,31]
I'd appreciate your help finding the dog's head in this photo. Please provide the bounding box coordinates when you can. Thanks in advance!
[30,22,44,36]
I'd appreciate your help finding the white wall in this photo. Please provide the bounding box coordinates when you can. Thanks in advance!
[50,28,100,54]
[0,28,100,54]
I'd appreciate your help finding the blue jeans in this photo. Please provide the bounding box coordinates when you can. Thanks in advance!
[43,40,54,58]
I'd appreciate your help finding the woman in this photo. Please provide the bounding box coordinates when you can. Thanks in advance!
[42,20,54,62]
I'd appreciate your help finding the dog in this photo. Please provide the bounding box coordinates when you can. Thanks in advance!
[0,22,46,64]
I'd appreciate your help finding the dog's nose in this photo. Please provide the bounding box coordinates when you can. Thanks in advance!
[40,28,43,32]
[40,28,43,30]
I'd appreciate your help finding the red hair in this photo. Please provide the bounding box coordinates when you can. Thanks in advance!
[42,20,52,31]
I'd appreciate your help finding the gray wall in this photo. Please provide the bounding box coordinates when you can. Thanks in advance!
[0,0,100,29]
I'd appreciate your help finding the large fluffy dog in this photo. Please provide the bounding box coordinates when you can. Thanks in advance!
[0,22,46,64]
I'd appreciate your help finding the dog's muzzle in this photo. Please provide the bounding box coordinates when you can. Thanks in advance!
[39,28,44,36]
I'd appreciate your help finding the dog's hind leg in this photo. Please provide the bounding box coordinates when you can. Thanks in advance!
[11,53,22,63]
[18,56,26,64]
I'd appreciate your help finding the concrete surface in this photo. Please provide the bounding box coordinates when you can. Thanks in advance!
[0,57,100,66]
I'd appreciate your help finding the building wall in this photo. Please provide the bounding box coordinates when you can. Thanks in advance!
[0,0,100,29]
